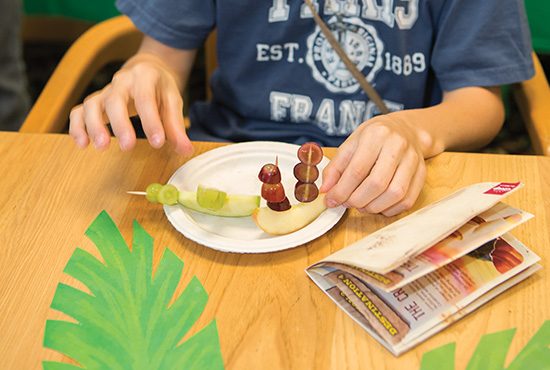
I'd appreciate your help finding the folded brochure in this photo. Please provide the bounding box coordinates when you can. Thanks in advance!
[306,182,541,356]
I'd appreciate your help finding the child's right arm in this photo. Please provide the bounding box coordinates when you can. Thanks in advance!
[69,34,197,155]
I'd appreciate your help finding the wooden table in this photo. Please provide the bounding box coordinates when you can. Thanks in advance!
[1,132,548,369]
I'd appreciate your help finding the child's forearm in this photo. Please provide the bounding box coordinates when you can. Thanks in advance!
[391,86,505,159]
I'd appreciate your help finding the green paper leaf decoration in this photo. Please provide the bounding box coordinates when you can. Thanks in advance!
[419,342,456,370]
[420,320,550,370]
[43,211,224,370]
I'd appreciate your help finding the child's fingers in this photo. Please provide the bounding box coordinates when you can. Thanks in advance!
[320,133,358,194]
[132,74,166,149]
[358,148,419,213]
[160,86,193,156]
[82,92,110,150]
[324,130,383,208]
[380,159,426,217]
[69,105,90,148]
[104,91,137,151]
[345,132,408,209]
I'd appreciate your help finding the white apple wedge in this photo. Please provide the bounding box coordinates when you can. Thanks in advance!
[252,194,327,235]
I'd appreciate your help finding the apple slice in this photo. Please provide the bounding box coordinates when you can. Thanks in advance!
[178,191,260,217]
[252,194,327,235]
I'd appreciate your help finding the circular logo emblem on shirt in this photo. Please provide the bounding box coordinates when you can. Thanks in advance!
[306,16,384,94]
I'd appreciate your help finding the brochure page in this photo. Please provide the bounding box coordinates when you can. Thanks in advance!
[306,233,540,355]
[314,202,532,292]
[318,182,523,274]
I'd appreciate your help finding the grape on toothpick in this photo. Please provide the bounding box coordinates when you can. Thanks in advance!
[197,185,227,210]
[157,184,179,205]
[297,142,323,166]
[258,162,281,184]
[267,197,291,211]
[145,183,163,203]
[261,183,286,203]
[258,156,291,212]
[294,142,323,203]
[294,163,319,183]
[295,182,319,203]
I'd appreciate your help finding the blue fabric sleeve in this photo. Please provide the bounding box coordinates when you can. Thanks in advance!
[432,0,534,91]
[115,0,215,50]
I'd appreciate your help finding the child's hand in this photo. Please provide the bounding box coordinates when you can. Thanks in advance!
[320,114,429,217]
[69,40,195,155]
[320,86,505,217]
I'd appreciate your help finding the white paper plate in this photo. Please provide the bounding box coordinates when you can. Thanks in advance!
[164,141,346,253]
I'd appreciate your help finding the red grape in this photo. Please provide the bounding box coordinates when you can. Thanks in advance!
[267,197,291,211]
[258,163,281,184]
[261,183,286,203]
[297,142,323,166]
[294,182,319,203]
[293,163,319,183]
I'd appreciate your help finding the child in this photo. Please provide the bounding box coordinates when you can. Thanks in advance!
[69,0,534,216]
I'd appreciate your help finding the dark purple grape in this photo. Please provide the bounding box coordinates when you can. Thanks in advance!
[261,183,286,203]
[267,197,291,211]
[258,163,282,184]
[297,142,323,166]
[293,163,319,183]
[294,182,319,203]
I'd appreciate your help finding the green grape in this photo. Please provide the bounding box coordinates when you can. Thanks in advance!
[145,183,163,203]
[196,185,227,210]
[157,184,179,205]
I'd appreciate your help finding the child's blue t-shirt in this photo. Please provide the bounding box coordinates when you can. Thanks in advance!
[116,0,534,146]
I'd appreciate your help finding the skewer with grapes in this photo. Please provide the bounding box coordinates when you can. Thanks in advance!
[252,142,328,235]
[258,158,291,211]
[294,142,323,203]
